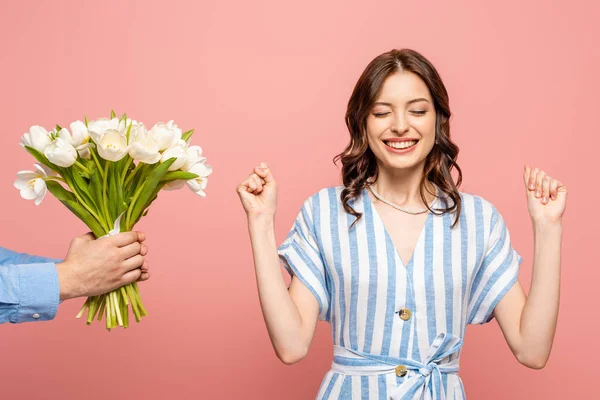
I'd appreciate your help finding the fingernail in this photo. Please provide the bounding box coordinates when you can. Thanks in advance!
[535,191,541,197]
[529,184,534,190]
[543,196,548,203]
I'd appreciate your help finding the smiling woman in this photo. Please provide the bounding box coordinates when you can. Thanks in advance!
[337,49,462,229]
[237,48,566,399]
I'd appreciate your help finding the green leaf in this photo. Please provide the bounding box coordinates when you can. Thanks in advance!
[115,169,126,217]
[181,129,194,142]
[62,200,105,238]
[46,181,76,202]
[108,163,120,219]
[24,146,60,172]
[55,124,63,132]
[126,122,133,142]
[72,169,98,211]
[133,181,165,226]
[84,115,89,127]
[129,159,175,225]
[110,109,116,119]
[160,171,198,182]
[89,166,104,209]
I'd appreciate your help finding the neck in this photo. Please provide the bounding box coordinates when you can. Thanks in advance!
[369,161,436,208]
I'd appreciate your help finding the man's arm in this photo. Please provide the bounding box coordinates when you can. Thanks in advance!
[0,246,62,265]
[0,261,60,323]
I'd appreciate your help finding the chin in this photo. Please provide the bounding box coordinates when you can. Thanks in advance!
[377,152,426,172]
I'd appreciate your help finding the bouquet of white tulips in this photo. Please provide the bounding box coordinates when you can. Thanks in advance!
[14,111,212,329]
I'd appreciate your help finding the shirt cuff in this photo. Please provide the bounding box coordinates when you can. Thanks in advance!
[16,263,60,323]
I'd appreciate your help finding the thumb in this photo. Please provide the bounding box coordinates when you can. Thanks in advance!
[523,164,531,188]
[255,162,275,184]
[80,232,96,242]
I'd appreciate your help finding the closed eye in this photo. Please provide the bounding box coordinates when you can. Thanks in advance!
[373,112,390,118]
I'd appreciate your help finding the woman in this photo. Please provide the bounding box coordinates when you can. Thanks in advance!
[236,49,566,399]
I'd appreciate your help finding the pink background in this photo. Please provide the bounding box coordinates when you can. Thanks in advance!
[0,0,597,398]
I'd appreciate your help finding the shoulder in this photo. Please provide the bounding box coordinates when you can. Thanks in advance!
[457,191,504,230]
[301,186,346,209]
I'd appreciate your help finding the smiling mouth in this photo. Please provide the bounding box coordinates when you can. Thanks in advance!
[384,140,418,150]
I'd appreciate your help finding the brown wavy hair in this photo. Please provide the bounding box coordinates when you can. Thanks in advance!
[333,49,462,227]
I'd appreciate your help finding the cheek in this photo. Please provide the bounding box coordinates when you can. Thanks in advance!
[366,118,388,140]
[414,116,436,140]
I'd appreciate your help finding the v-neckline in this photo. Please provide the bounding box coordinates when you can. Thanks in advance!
[363,187,437,270]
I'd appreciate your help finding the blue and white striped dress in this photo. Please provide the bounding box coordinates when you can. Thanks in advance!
[277,186,522,400]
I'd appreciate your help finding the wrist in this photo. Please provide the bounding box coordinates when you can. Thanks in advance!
[532,218,563,233]
[56,261,77,301]
[248,212,275,225]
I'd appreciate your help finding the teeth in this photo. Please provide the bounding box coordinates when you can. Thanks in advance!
[386,140,417,149]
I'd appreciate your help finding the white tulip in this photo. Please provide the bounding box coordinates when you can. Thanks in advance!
[13,164,50,206]
[20,125,52,153]
[88,118,120,143]
[96,129,129,161]
[150,120,182,151]
[59,123,93,159]
[118,118,140,134]
[128,124,161,164]
[182,145,206,171]
[161,140,188,171]
[162,180,186,191]
[44,135,78,167]
[185,162,213,197]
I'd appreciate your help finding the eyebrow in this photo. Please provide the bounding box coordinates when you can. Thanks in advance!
[373,98,431,107]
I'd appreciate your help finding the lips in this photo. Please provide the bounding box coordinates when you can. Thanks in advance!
[383,139,418,150]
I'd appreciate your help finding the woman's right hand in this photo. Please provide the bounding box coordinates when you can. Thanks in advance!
[236,162,277,218]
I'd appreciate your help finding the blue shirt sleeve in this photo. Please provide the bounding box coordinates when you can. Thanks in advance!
[0,246,62,265]
[0,247,62,324]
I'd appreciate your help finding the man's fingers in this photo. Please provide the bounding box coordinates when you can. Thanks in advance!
[137,272,150,282]
[120,242,142,260]
[105,231,144,247]
[122,268,143,285]
[122,254,144,272]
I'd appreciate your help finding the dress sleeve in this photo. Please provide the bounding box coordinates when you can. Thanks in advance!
[467,206,522,324]
[277,197,330,321]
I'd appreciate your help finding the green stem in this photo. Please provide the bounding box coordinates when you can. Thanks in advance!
[97,295,106,321]
[133,282,147,316]
[76,298,89,318]
[90,150,104,180]
[112,291,123,326]
[64,174,109,232]
[102,162,112,229]
[126,284,141,322]
[120,287,129,305]
[125,182,146,231]
[121,157,133,186]
[44,176,66,183]
[124,162,144,190]
[106,293,112,330]
[74,161,91,175]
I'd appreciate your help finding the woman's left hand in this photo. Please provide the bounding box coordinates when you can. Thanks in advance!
[524,165,568,224]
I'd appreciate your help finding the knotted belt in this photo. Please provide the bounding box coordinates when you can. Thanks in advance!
[331,333,463,400]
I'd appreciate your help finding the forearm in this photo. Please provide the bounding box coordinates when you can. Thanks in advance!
[248,215,308,361]
[518,221,562,366]
[0,262,60,324]
[0,246,62,265]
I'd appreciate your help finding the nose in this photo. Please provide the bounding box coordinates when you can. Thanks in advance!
[391,112,409,134]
